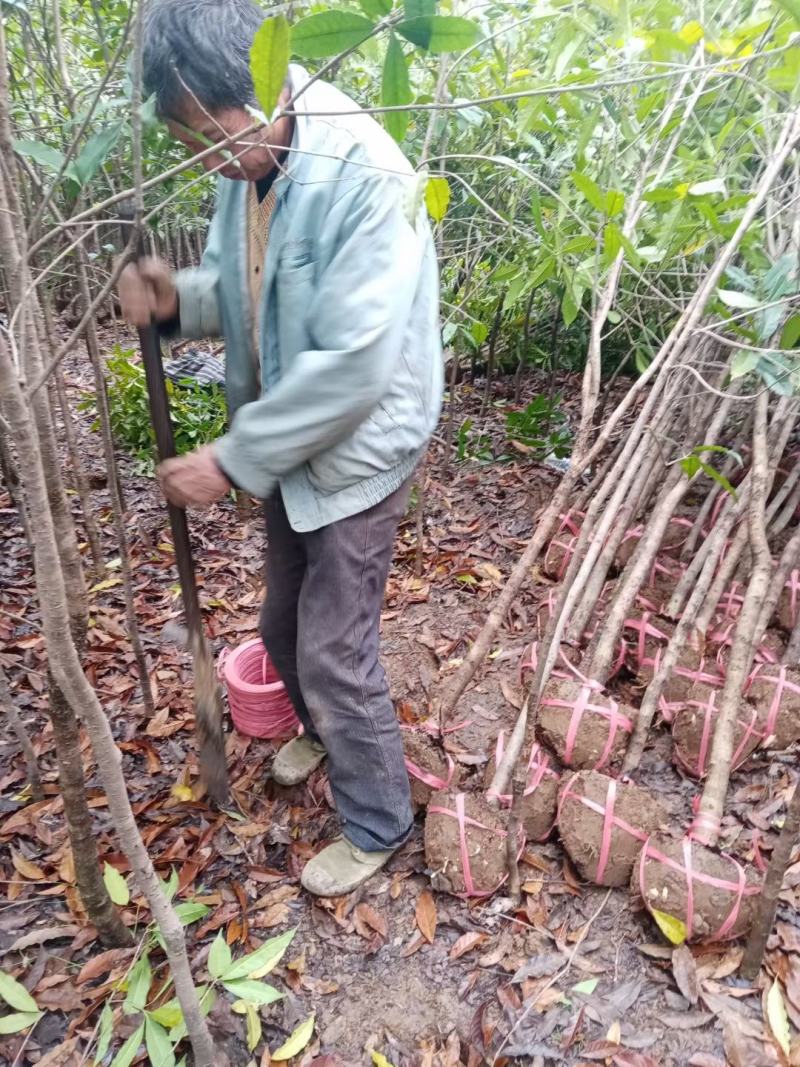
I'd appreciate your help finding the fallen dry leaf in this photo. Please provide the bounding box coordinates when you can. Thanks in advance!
[449,932,488,960]
[11,848,47,880]
[416,890,437,943]
[672,944,700,1005]
[354,903,387,941]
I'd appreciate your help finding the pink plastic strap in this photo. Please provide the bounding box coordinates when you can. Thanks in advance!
[546,534,577,580]
[544,683,632,769]
[489,732,557,804]
[560,776,649,885]
[718,581,745,621]
[427,795,524,899]
[558,511,584,537]
[747,664,800,739]
[623,612,671,668]
[404,754,454,791]
[596,779,616,883]
[680,691,760,778]
[639,836,757,942]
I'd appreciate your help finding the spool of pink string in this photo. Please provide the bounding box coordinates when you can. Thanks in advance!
[219,638,299,739]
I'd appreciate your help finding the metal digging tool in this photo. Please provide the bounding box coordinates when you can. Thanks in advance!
[119,206,229,805]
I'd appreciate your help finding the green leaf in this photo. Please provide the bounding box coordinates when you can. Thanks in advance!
[12,137,65,172]
[730,349,760,379]
[688,178,726,196]
[123,954,151,1015]
[0,971,39,1013]
[680,455,702,479]
[650,908,687,945]
[109,1021,145,1067]
[780,313,800,349]
[571,171,605,212]
[767,980,791,1056]
[561,283,580,327]
[571,978,599,995]
[717,289,761,310]
[173,902,210,926]
[698,460,738,499]
[471,322,488,346]
[0,1011,41,1034]
[291,12,375,58]
[148,1000,183,1029]
[424,176,450,222]
[73,121,125,185]
[103,863,130,906]
[396,15,480,52]
[250,16,290,117]
[96,1002,114,1062]
[222,979,283,1006]
[404,0,435,17]
[381,35,412,142]
[145,1016,176,1067]
[371,1053,397,1067]
[271,1013,316,1061]
[245,1002,262,1052]
[359,0,392,16]
[208,932,233,980]
[775,0,800,25]
[221,928,295,981]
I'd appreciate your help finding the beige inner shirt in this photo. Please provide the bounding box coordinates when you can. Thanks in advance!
[247,181,277,385]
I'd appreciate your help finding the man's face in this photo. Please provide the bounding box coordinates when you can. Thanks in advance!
[166,96,277,182]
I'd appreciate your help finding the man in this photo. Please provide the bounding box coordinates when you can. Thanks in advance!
[119,0,442,895]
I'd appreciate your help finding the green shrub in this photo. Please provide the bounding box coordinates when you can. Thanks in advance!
[506,395,571,458]
[80,346,227,470]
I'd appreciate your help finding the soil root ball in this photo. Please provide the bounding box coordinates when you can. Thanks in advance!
[403,728,460,811]
[484,732,560,842]
[744,663,800,751]
[424,791,521,898]
[614,516,693,570]
[633,832,760,943]
[671,686,763,780]
[622,612,673,673]
[538,677,636,771]
[637,639,724,713]
[557,770,667,886]
[542,511,585,580]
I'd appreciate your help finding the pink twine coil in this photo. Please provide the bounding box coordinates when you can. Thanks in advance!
[218,638,299,739]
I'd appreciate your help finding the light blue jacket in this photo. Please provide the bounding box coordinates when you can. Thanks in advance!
[174,65,443,532]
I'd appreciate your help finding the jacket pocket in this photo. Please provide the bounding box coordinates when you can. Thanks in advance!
[276,261,315,360]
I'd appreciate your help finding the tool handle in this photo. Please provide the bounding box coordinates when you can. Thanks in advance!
[119,206,204,638]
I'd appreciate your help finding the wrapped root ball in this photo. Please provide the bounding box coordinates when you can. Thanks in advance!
[557,771,666,887]
[538,677,636,771]
[671,686,762,780]
[638,640,724,707]
[708,623,782,672]
[403,727,458,811]
[614,517,693,570]
[744,664,800,750]
[519,641,580,690]
[424,791,520,898]
[634,833,760,943]
[484,733,560,842]
[646,555,686,603]
[777,570,800,633]
[623,612,673,673]
[542,512,585,580]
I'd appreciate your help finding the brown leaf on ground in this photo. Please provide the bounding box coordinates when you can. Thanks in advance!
[354,903,387,941]
[34,1038,82,1066]
[449,932,488,960]
[415,889,437,943]
[672,944,700,1005]
[77,947,134,985]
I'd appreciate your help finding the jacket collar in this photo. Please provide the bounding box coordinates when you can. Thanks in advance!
[273,64,315,203]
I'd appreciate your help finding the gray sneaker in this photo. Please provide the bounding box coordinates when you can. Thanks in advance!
[300,837,395,896]
[271,735,327,786]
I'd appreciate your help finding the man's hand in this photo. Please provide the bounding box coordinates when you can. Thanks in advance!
[118,256,178,326]
[157,445,231,508]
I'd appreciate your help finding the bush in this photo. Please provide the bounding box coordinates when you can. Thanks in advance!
[506,395,571,459]
[81,346,227,469]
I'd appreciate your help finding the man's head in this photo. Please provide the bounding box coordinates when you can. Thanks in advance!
[143,0,291,181]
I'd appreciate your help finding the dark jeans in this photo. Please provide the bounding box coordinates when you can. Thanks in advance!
[260,483,413,851]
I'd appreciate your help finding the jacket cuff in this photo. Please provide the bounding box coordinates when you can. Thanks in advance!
[214,434,277,500]
[174,268,222,338]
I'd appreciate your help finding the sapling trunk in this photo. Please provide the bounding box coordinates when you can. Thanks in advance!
[622,498,741,773]
[76,246,155,718]
[741,776,800,979]
[0,668,43,802]
[692,392,773,847]
[0,334,219,1066]
[753,523,800,648]
[785,615,800,666]
[769,474,800,537]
